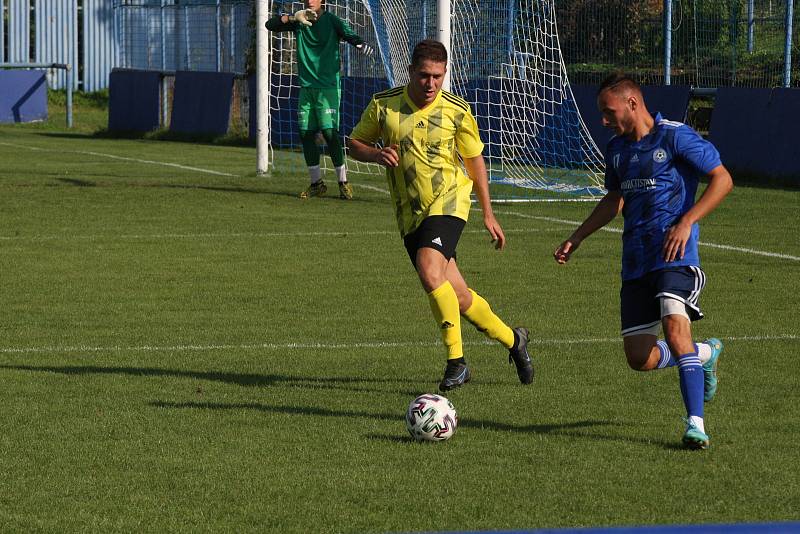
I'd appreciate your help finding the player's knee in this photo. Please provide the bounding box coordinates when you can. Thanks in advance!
[622,337,658,371]
[416,259,447,293]
[299,130,317,143]
[419,274,445,293]
[320,128,339,144]
[625,351,652,371]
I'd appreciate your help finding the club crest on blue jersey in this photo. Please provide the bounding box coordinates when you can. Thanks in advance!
[602,112,723,280]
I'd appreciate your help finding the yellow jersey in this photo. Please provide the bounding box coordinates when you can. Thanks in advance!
[350,86,484,237]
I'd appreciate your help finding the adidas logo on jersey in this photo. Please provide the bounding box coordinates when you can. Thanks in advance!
[432,237,443,246]
[630,153,639,163]
[416,120,426,128]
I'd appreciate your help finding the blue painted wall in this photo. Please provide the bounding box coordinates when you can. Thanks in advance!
[0,70,48,123]
[710,87,800,183]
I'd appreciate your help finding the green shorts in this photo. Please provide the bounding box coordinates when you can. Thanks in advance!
[297,87,341,132]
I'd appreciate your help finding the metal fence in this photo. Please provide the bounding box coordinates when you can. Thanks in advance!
[1,0,796,92]
[0,0,116,91]
[557,0,798,88]
[113,0,253,74]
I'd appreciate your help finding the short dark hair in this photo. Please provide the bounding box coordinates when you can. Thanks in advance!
[597,72,640,97]
[410,39,447,68]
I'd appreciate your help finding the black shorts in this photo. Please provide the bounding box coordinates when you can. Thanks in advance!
[403,215,466,267]
[620,266,706,336]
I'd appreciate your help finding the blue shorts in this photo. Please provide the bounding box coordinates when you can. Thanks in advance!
[620,266,706,336]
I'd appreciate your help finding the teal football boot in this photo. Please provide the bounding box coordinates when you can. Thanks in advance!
[703,338,723,402]
[682,418,710,450]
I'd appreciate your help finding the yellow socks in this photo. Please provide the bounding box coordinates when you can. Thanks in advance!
[428,284,514,358]
[462,289,514,349]
[427,281,463,359]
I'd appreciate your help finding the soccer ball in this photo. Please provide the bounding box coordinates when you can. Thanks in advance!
[405,394,458,442]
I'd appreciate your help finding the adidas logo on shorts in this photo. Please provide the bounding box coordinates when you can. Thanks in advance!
[416,120,425,128]
[432,237,443,246]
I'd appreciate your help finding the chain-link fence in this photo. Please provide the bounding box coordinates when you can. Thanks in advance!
[557,0,798,88]
[114,0,797,88]
[114,0,253,73]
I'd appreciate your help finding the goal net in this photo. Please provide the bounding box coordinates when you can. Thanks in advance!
[265,0,606,200]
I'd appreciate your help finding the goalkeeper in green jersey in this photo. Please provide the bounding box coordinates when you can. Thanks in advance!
[266,0,373,200]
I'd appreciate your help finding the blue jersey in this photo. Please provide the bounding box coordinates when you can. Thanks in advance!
[604,113,722,281]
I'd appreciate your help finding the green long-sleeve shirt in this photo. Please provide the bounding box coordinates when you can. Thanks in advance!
[265,11,365,89]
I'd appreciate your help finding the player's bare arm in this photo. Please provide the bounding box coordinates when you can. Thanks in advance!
[347,138,399,167]
[463,154,505,250]
[554,190,623,264]
[662,164,733,262]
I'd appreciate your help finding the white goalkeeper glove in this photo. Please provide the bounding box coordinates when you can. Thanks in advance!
[292,8,318,27]
[356,43,374,57]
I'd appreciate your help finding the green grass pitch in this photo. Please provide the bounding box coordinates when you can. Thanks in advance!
[1,114,799,532]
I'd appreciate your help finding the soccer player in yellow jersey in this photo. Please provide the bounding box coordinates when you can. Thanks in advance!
[347,39,534,391]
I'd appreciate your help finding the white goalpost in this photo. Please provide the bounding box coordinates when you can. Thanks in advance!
[436,0,451,92]
[256,0,271,175]
[256,0,606,200]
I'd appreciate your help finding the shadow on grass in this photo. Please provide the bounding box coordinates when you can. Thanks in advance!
[56,177,97,187]
[161,184,380,203]
[45,177,271,196]
[161,183,270,195]
[152,400,681,449]
[47,169,383,202]
[365,418,623,444]
[151,399,613,437]
[3,363,680,448]
[0,364,430,396]
[35,129,254,148]
[48,176,284,197]
[34,131,95,140]
[150,401,644,447]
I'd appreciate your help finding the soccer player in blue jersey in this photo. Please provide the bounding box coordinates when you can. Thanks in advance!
[554,73,733,449]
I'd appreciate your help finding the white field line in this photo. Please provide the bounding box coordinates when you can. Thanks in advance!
[0,230,398,241]
[495,210,800,262]
[0,227,541,242]
[80,150,237,177]
[1,334,797,355]
[0,142,237,177]
[354,182,390,195]
[0,144,794,262]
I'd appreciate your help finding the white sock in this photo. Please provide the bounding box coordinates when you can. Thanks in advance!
[308,165,321,184]
[688,415,705,434]
[335,164,347,183]
[695,342,712,365]
[655,340,677,368]
[657,341,713,367]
